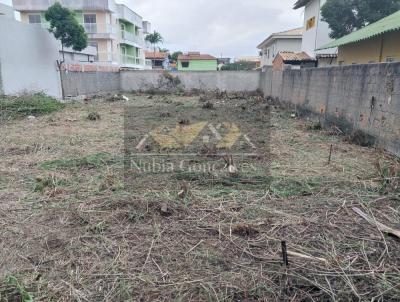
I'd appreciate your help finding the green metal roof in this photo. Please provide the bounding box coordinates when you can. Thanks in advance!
[293,0,312,9]
[318,10,400,50]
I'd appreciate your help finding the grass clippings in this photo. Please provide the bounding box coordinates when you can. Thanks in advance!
[0,92,399,301]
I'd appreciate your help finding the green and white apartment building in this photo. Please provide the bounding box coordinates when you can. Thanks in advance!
[12,0,152,69]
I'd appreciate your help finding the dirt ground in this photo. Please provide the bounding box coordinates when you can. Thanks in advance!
[0,92,399,301]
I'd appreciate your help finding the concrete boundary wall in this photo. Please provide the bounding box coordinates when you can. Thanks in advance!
[61,65,399,155]
[62,71,121,97]
[260,63,400,156]
[120,71,261,92]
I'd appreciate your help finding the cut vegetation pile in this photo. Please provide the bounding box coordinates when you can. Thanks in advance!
[0,93,64,121]
[0,92,399,301]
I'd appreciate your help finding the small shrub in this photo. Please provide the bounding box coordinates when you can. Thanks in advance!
[0,93,64,120]
[347,130,375,147]
[87,112,101,121]
[307,121,323,131]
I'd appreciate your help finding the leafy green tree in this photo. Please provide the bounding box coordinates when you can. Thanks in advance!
[45,3,87,99]
[159,48,169,53]
[170,51,183,62]
[321,0,400,39]
[45,2,88,60]
[145,31,164,65]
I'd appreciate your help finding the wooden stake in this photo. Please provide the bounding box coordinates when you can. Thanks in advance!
[328,144,333,165]
[281,241,289,266]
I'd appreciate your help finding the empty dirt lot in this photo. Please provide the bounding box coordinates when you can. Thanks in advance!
[0,92,399,301]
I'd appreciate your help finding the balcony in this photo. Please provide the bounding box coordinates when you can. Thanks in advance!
[120,30,144,47]
[116,4,142,27]
[120,54,145,67]
[97,51,119,63]
[80,23,116,39]
[12,0,116,12]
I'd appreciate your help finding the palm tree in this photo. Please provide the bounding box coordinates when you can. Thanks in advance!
[145,31,164,67]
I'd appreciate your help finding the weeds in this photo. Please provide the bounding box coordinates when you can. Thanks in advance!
[1,276,33,302]
[40,152,119,170]
[0,92,64,120]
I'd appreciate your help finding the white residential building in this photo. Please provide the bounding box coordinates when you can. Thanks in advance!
[257,28,303,70]
[0,2,15,19]
[293,0,337,58]
[12,0,150,69]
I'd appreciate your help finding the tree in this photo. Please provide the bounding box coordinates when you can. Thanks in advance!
[321,0,400,39]
[145,31,164,65]
[170,51,183,62]
[220,61,257,71]
[159,48,169,53]
[45,3,88,55]
[45,2,87,99]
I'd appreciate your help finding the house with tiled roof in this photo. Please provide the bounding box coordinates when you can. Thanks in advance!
[272,51,316,70]
[257,27,303,69]
[145,51,169,69]
[177,52,217,71]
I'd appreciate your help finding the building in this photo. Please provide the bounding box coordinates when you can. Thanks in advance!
[273,51,316,70]
[145,51,169,69]
[217,57,231,70]
[318,11,400,65]
[177,52,217,71]
[12,0,148,69]
[257,27,303,70]
[234,55,261,67]
[0,2,15,19]
[293,0,337,59]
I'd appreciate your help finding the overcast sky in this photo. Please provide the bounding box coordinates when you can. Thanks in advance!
[1,0,304,58]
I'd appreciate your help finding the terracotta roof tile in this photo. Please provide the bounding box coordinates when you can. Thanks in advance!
[178,53,217,61]
[145,51,169,59]
[278,51,315,62]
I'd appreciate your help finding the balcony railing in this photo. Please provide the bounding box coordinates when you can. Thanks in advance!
[116,4,143,27]
[80,23,116,34]
[120,30,143,46]
[120,54,144,66]
[97,51,119,63]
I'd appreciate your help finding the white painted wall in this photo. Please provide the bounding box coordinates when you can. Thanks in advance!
[0,2,14,18]
[260,38,302,67]
[0,18,62,97]
[301,0,337,57]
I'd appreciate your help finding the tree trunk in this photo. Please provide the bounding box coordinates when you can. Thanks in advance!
[58,44,66,100]
[153,44,156,68]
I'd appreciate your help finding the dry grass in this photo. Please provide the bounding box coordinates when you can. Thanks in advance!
[0,92,399,301]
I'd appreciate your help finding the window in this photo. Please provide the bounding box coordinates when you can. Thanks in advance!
[84,14,96,23]
[266,49,270,59]
[181,61,189,68]
[28,14,41,24]
[306,16,316,30]
[83,14,97,33]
